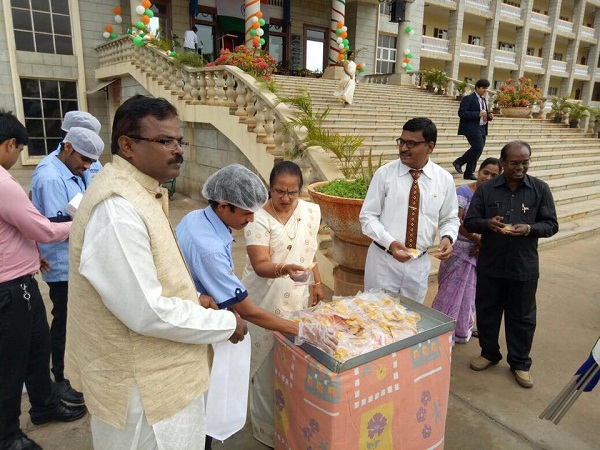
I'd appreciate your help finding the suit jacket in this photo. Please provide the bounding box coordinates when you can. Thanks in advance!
[458,91,491,136]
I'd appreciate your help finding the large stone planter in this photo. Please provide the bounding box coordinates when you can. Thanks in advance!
[308,181,370,296]
[501,107,533,118]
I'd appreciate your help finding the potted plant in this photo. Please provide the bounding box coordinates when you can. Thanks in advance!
[550,95,571,124]
[588,107,600,137]
[494,77,542,118]
[567,103,589,129]
[454,80,468,101]
[433,70,449,95]
[421,69,436,93]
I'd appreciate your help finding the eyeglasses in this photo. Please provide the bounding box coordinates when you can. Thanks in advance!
[396,138,427,149]
[127,135,189,151]
[271,188,300,198]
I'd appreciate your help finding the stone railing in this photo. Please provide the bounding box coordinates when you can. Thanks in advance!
[550,60,568,73]
[95,36,302,164]
[557,19,574,34]
[422,36,450,54]
[494,49,517,66]
[580,26,596,42]
[523,55,543,70]
[460,43,485,60]
[531,12,550,28]
[574,64,590,78]
[362,72,420,86]
[500,2,522,21]
[464,0,491,13]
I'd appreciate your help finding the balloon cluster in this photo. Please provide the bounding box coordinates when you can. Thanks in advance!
[249,11,266,48]
[356,63,366,74]
[402,25,415,71]
[102,6,122,39]
[335,21,349,62]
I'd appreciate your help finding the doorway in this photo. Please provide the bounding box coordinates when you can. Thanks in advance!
[304,26,327,73]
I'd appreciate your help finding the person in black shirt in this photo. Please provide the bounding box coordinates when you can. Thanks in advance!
[463,140,558,388]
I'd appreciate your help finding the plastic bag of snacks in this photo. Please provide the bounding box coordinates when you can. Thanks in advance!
[289,290,421,362]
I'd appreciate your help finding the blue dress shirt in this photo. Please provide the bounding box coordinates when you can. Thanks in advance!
[31,155,87,282]
[176,207,248,309]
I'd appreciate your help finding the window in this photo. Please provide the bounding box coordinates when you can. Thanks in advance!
[433,28,448,39]
[498,41,515,52]
[148,1,171,41]
[526,47,535,56]
[11,0,72,54]
[468,35,481,46]
[376,34,397,74]
[548,87,558,96]
[553,52,563,61]
[268,20,286,64]
[20,78,78,157]
[194,7,216,62]
[379,3,391,16]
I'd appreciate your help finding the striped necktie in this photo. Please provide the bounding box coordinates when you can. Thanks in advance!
[405,169,422,249]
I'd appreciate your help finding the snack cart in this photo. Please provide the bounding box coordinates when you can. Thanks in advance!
[273,295,455,450]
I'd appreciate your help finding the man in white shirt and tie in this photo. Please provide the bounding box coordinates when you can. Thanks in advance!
[360,117,460,303]
[454,79,494,180]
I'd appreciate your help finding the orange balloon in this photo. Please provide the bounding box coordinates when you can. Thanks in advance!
[404,58,410,63]
[141,15,150,25]
[337,21,343,28]
[253,35,260,43]
[105,24,113,33]
[338,54,344,61]
[113,6,122,15]
[340,31,347,39]
[142,0,151,9]
[256,11,263,18]
[146,33,154,40]
[253,22,260,29]
[356,64,363,70]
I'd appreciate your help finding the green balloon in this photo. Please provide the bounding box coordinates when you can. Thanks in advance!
[360,67,365,73]
[258,18,266,27]
[110,32,117,39]
[344,44,349,50]
[407,52,413,58]
[133,36,144,47]
[250,28,257,36]
[136,21,145,30]
[405,63,413,71]
[343,39,349,45]
[169,51,177,57]
[126,28,132,35]
[336,28,342,35]
[145,9,154,18]
[259,38,265,45]
[405,25,413,33]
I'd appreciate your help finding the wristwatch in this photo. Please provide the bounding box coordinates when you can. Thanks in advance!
[441,235,454,244]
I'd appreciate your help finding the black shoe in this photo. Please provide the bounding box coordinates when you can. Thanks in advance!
[30,401,87,426]
[55,380,84,405]
[452,161,463,174]
[464,174,477,180]
[2,431,42,450]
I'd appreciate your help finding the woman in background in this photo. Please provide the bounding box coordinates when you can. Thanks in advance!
[333,50,356,106]
[242,161,323,447]
[431,158,501,343]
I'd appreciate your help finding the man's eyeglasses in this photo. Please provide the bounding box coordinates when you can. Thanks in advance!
[127,135,189,151]
[271,188,299,198]
[396,138,427,149]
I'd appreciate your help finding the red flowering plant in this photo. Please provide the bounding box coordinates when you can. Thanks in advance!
[494,77,542,108]
[208,44,277,81]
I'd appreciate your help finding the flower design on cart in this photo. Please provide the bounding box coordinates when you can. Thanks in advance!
[367,412,388,439]
[421,390,431,406]
[416,406,427,423]
[416,389,441,439]
[422,424,432,439]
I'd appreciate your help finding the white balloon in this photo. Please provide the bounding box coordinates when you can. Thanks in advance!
[342,26,347,32]
[339,43,345,49]
[135,5,145,15]
[404,49,410,55]
[409,30,415,35]
[402,62,407,68]
[251,16,258,23]
[336,37,343,44]
[103,31,110,39]
[143,34,151,40]
[257,28,264,36]
[115,15,122,24]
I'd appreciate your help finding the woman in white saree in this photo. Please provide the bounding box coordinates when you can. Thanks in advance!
[333,50,356,105]
[242,161,323,447]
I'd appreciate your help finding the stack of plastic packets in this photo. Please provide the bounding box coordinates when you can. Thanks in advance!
[540,337,600,424]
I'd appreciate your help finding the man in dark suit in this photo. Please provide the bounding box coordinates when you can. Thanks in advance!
[454,79,493,180]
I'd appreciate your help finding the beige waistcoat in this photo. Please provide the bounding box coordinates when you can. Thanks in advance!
[65,156,210,428]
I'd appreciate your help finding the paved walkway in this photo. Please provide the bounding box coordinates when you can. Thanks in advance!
[20,193,600,449]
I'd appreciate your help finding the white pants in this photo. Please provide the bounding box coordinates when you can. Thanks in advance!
[364,243,431,303]
[91,384,206,450]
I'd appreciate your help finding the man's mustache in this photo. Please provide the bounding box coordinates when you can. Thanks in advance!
[170,154,184,164]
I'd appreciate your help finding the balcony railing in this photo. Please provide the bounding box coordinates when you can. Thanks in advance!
[531,12,550,28]
[460,43,485,59]
[500,3,521,21]
[523,55,543,70]
[580,26,596,41]
[557,19,574,34]
[550,60,568,72]
[422,36,450,54]
[495,49,517,65]
[574,64,590,77]
[464,0,491,13]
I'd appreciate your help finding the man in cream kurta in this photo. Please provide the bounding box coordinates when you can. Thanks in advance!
[360,118,459,303]
[65,95,246,450]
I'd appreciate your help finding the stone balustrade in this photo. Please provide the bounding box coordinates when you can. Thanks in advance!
[95,35,301,162]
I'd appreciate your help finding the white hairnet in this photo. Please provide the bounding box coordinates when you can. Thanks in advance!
[202,164,268,213]
[63,127,104,159]
[62,111,101,134]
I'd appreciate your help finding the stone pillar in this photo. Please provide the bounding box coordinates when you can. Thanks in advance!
[328,0,346,66]
[480,1,501,82]
[389,1,416,85]
[581,12,600,104]
[539,0,563,96]
[245,0,262,48]
[515,0,534,78]
[564,0,587,97]
[445,0,466,91]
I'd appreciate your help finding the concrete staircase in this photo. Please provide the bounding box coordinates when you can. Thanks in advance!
[273,75,600,249]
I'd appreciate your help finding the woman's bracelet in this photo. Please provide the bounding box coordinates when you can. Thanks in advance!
[274,262,286,278]
[314,281,322,286]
